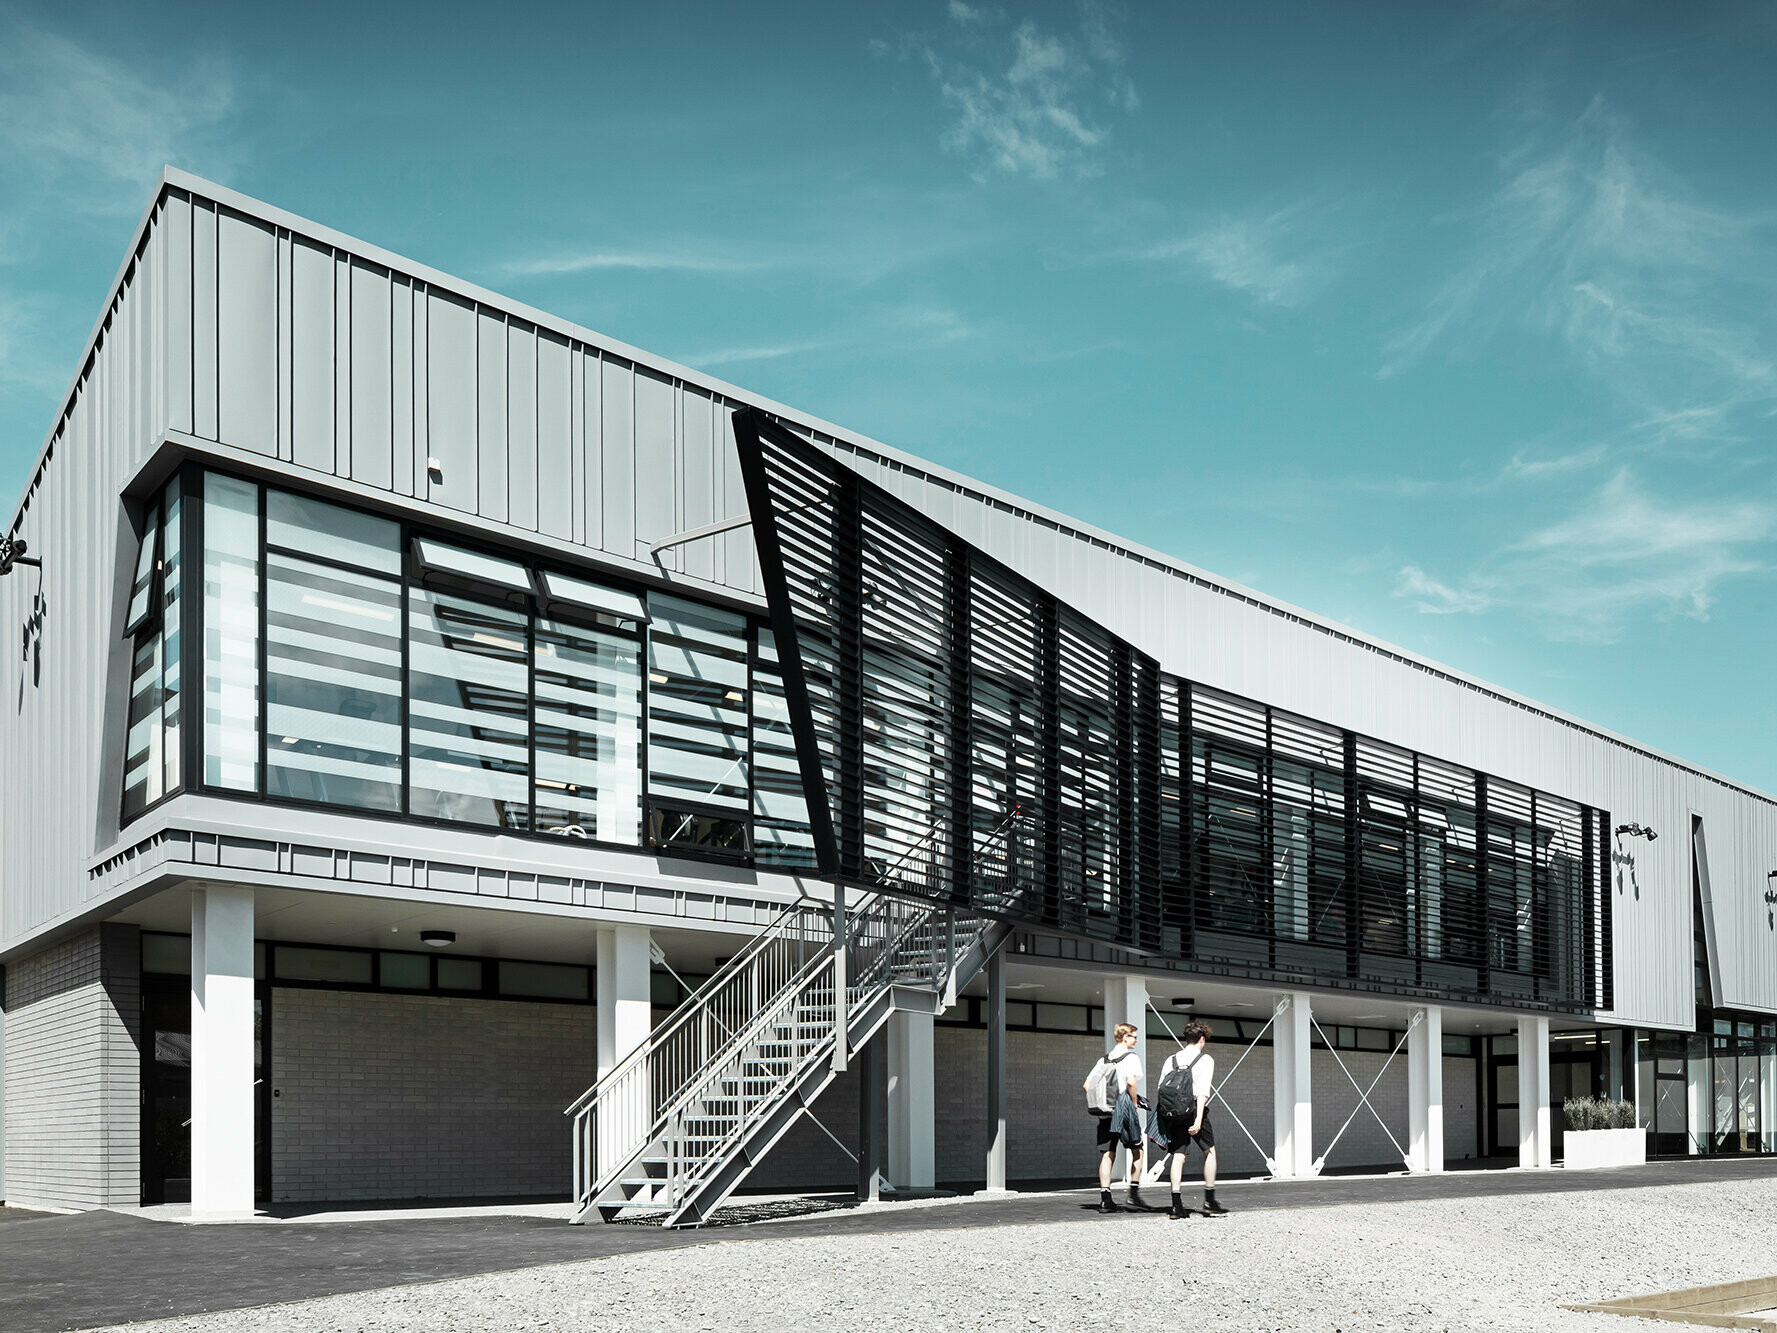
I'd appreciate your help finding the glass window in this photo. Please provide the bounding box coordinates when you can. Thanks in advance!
[437,958,483,991]
[123,482,183,818]
[407,587,530,827]
[1007,1000,1035,1028]
[1035,1003,1089,1032]
[142,932,192,975]
[532,615,642,842]
[413,537,533,595]
[266,553,404,811]
[203,474,261,791]
[752,634,816,869]
[268,489,401,575]
[540,571,648,626]
[274,946,373,985]
[124,516,159,635]
[647,594,750,852]
[498,960,590,1001]
[379,952,431,989]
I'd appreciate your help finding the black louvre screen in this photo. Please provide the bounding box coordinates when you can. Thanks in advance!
[734,407,1610,1011]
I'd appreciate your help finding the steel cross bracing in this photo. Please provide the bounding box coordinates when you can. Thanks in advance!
[566,890,1009,1227]
[1309,1008,1421,1175]
[1145,1000,1282,1175]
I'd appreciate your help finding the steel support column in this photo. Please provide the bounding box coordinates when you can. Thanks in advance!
[980,948,1010,1194]
[1518,1014,1552,1168]
[1102,975,1148,1181]
[887,1009,935,1191]
[1273,991,1315,1177]
[857,1034,886,1201]
[191,886,256,1216]
[1407,1005,1445,1173]
[596,925,652,1177]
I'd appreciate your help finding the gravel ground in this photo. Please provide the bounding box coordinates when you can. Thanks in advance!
[79,1176,1775,1333]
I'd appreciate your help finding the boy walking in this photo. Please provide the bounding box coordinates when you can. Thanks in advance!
[1083,1021,1146,1213]
[1158,1019,1228,1218]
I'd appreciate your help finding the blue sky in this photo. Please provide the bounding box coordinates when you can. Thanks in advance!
[2,1,1775,790]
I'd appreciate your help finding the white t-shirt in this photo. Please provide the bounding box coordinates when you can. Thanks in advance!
[1107,1048,1143,1097]
[1161,1048,1215,1102]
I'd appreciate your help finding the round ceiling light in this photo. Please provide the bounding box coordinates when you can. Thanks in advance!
[420,929,456,948]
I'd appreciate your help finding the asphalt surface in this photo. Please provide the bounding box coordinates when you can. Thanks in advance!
[4,1157,1775,1333]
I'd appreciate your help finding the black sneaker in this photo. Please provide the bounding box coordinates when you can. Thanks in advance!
[1127,1186,1146,1211]
[1201,1200,1230,1217]
[1095,1194,1119,1214]
[1168,1199,1189,1220]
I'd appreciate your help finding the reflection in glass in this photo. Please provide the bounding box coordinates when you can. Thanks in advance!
[532,615,642,841]
[408,588,530,827]
[123,480,182,818]
[268,489,401,575]
[752,644,815,869]
[647,595,750,846]
[266,554,403,811]
[203,473,261,790]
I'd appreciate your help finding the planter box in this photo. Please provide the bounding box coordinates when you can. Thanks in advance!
[1563,1127,1646,1170]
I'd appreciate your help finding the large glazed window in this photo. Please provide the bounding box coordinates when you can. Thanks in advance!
[134,467,806,865]
[202,473,261,791]
[122,477,183,818]
[646,594,751,855]
[533,614,643,842]
[264,490,403,811]
[407,588,530,827]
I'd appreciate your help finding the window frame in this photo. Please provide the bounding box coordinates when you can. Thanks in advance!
[154,466,792,870]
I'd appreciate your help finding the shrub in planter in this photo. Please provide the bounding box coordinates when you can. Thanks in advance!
[1562,1097,1644,1168]
[1563,1097,1635,1131]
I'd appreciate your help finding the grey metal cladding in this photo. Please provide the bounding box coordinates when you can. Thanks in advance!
[3,169,1775,1031]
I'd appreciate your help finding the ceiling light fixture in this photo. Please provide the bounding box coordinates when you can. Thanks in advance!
[1168,996,1197,1009]
[420,929,456,948]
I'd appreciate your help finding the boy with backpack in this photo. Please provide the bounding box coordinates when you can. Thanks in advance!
[1154,1019,1229,1219]
[1082,1021,1146,1213]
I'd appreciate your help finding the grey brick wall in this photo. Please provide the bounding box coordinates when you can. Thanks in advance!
[0,924,141,1209]
[269,988,596,1203]
[744,1024,1481,1190]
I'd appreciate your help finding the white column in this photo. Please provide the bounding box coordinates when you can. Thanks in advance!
[191,887,256,1216]
[1273,992,1315,1177]
[1685,1039,1709,1156]
[980,948,1009,1194]
[1518,1015,1552,1168]
[887,1008,934,1191]
[596,925,652,1077]
[1101,976,1149,1180]
[1407,1006,1444,1173]
[596,925,653,1177]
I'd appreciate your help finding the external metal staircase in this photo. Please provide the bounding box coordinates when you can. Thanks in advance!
[566,892,1009,1227]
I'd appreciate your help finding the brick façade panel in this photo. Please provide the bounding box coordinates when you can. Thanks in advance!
[270,987,596,1203]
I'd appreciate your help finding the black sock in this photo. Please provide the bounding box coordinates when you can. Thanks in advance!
[1101,1188,1113,1201]
[1204,1187,1217,1204]
[1171,1189,1182,1204]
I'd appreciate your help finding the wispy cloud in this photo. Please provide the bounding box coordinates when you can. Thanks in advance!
[680,342,822,369]
[1143,207,1326,307]
[0,15,236,211]
[899,1,1139,181]
[1393,468,1777,642]
[1381,98,1777,449]
[502,249,771,278]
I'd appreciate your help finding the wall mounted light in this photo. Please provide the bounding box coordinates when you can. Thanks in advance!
[1615,823,1658,841]
[0,535,40,576]
[420,929,456,948]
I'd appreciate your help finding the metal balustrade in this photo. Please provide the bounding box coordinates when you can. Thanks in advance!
[567,887,1005,1227]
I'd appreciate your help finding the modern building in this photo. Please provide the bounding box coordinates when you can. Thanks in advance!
[1,170,1772,1220]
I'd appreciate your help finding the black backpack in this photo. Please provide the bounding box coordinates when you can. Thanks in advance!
[1155,1050,1203,1126]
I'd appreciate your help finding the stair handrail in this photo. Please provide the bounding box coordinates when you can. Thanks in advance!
[565,889,846,1119]
[575,889,955,1212]
[654,906,1007,1224]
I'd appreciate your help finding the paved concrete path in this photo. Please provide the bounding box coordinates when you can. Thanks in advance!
[4,1157,1775,1333]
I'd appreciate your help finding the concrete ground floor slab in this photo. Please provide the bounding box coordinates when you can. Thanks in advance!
[2,1157,1774,1333]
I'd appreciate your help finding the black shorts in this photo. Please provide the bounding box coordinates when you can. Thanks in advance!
[1184,1117,1215,1151]
[1093,1114,1139,1154]
[1157,1113,1216,1153]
